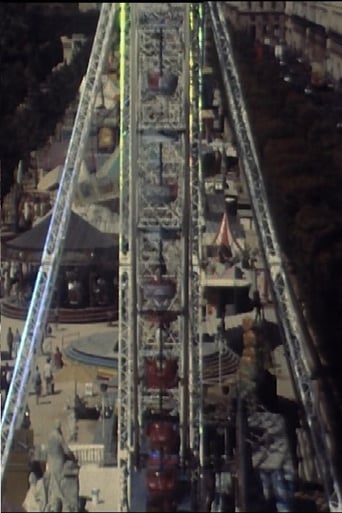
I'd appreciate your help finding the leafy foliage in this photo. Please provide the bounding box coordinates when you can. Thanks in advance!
[0,5,98,201]
[229,28,342,418]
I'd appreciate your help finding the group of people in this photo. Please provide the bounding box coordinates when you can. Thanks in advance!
[3,324,64,406]
[2,362,13,404]
[1,327,20,405]
[1,261,35,304]
[34,348,64,405]
[17,192,52,231]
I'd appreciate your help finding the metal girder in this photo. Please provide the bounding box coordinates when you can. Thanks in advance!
[119,5,193,505]
[208,2,342,510]
[118,3,134,511]
[0,2,117,482]
[118,2,192,508]
[189,3,205,472]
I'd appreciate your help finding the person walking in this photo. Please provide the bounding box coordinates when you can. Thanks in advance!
[13,328,21,359]
[34,366,42,405]
[6,327,14,360]
[43,358,53,396]
[53,347,63,370]
[45,323,52,338]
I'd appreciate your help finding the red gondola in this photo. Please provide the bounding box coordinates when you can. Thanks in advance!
[141,310,178,325]
[147,450,179,469]
[146,469,177,496]
[143,279,177,302]
[147,496,178,512]
[147,71,178,95]
[144,358,178,389]
[146,420,180,453]
[145,184,178,205]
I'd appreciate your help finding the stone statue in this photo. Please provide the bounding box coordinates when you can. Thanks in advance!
[22,472,48,512]
[44,419,80,512]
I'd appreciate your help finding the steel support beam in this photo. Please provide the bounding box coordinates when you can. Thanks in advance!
[208,3,342,510]
[117,3,133,511]
[1,3,117,481]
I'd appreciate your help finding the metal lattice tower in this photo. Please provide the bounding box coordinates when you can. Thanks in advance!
[189,3,205,473]
[0,3,117,482]
[117,3,204,510]
[117,4,132,509]
[208,3,342,511]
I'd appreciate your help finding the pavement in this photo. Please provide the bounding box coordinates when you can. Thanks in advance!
[1,300,297,512]
[1,313,120,512]
[78,465,120,512]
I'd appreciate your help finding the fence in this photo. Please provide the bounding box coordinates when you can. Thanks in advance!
[69,443,105,465]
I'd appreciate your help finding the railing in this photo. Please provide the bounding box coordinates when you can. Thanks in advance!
[0,301,118,324]
[69,443,104,466]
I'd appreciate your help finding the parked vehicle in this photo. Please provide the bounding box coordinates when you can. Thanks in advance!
[74,394,101,420]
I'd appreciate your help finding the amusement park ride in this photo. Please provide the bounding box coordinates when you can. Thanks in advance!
[1,3,341,512]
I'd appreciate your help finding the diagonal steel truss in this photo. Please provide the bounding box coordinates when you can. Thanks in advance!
[0,3,117,482]
[208,2,342,511]
[189,2,205,473]
[117,3,133,511]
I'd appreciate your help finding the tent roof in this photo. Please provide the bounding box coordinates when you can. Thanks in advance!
[37,165,63,191]
[39,140,95,174]
[212,212,244,255]
[212,212,232,247]
[96,145,120,181]
[39,140,69,172]
[6,210,118,252]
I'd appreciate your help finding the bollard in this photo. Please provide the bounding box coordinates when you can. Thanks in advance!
[91,488,100,504]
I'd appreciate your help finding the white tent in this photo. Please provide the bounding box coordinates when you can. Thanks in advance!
[78,160,91,184]
[37,165,63,191]
[212,212,243,257]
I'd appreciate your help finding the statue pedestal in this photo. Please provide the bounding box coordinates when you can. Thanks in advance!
[59,460,80,512]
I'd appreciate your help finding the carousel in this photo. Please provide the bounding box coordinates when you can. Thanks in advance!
[2,210,118,323]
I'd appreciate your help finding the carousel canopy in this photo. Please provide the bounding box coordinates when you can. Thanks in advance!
[39,140,69,172]
[6,210,118,252]
[37,165,63,191]
[212,211,243,256]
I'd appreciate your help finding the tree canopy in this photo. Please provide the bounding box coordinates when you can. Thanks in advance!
[0,4,98,202]
[228,24,342,440]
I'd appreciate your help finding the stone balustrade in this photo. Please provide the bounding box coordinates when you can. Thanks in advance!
[69,443,105,465]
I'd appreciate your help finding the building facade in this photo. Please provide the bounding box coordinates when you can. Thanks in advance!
[223,1,286,43]
[78,3,101,12]
[60,34,87,66]
[285,2,342,83]
[223,1,342,85]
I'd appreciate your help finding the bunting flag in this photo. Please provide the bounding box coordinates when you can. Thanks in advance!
[212,212,243,256]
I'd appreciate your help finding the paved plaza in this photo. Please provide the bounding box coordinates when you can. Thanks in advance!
[1,312,119,511]
[1,300,298,512]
